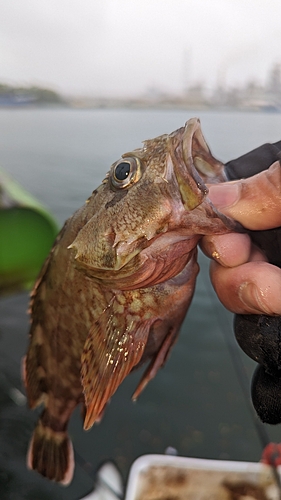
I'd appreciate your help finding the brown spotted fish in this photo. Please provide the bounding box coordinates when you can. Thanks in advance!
[24,118,240,484]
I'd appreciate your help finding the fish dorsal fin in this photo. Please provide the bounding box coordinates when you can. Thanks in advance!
[81,300,151,430]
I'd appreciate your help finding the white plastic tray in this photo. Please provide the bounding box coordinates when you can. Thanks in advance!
[125,454,281,499]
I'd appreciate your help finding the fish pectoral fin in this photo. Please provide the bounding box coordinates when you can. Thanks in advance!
[132,325,179,401]
[81,311,151,430]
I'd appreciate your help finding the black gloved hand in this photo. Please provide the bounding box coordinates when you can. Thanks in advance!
[225,141,281,424]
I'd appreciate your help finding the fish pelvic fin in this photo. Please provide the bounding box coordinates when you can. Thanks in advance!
[132,325,179,401]
[27,409,74,485]
[81,306,152,430]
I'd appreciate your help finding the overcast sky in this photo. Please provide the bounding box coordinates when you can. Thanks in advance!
[1,0,281,97]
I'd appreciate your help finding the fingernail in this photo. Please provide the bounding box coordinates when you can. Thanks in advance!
[239,282,271,314]
[208,183,240,208]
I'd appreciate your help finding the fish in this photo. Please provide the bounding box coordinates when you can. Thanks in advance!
[23,117,241,484]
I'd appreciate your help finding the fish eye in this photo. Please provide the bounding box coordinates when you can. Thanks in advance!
[114,162,131,181]
[111,157,141,189]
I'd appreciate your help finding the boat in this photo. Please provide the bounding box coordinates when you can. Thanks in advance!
[0,166,58,295]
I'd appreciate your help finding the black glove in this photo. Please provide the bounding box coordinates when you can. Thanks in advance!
[225,141,281,425]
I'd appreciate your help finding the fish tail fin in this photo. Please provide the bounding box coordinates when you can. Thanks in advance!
[27,410,74,485]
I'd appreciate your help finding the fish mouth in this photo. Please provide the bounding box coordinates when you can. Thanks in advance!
[182,118,223,181]
[172,118,227,211]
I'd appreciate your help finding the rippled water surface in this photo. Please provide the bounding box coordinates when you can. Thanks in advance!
[1,108,281,499]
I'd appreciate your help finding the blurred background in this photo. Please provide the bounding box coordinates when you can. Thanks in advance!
[1,2,281,499]
[1,0,281,110]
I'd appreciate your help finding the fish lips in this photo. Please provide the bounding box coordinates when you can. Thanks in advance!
[170,118,227,210]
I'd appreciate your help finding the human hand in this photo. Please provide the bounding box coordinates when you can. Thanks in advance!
[200,161,281,315]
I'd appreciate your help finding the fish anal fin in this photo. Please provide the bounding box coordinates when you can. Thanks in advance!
[81,310,152,430]
[27,410,74,485]
[132,326,178,401]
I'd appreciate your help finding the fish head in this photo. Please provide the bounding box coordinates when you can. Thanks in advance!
[69,118,236,283]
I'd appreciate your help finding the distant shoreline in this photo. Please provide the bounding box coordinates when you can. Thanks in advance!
[1,82,281,113]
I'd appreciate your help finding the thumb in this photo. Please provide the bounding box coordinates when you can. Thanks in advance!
[207,161,281,230]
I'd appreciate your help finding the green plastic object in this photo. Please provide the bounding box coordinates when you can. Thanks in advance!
[0,167,58,296]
